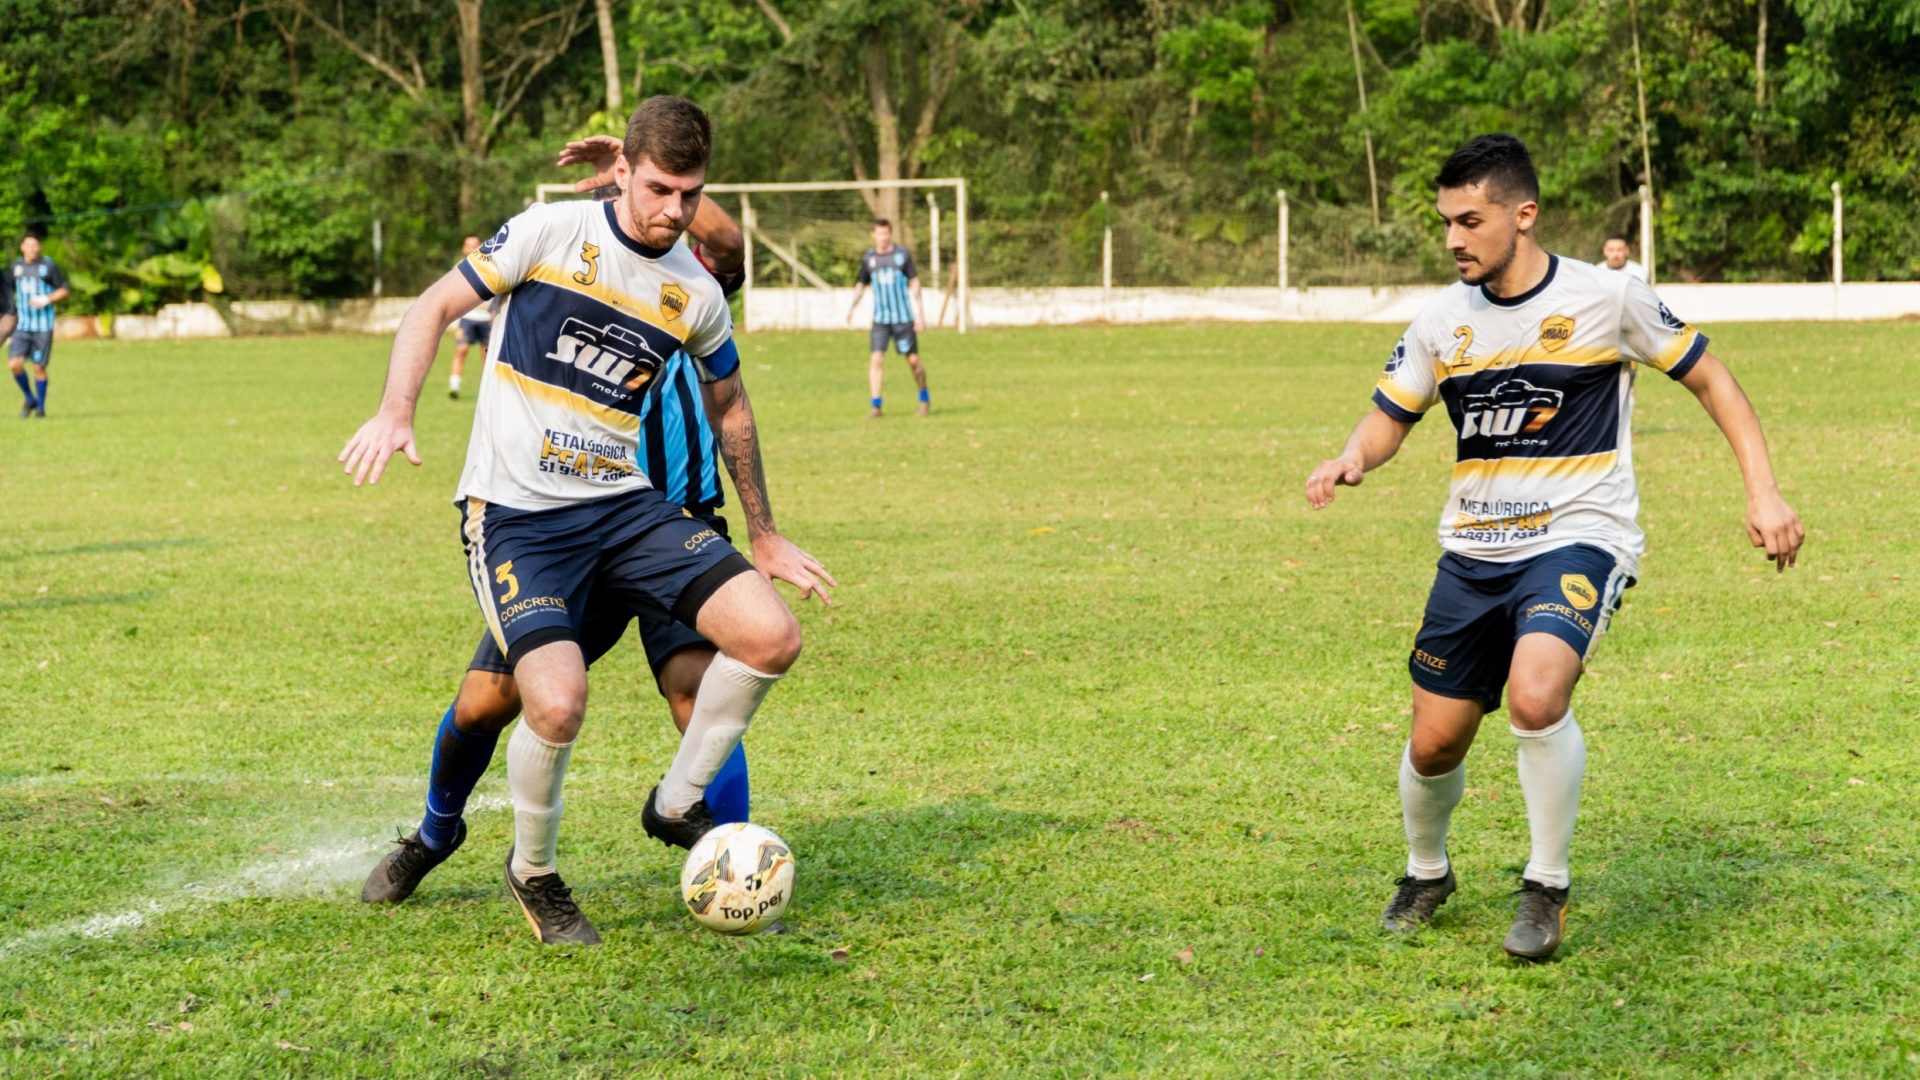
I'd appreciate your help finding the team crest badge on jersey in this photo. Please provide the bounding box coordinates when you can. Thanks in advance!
[659,283,689,322]
[1539,314,1575,352]
[1560,573,1598,610]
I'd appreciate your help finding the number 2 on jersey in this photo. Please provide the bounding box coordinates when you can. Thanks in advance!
[1450,325,1474,367]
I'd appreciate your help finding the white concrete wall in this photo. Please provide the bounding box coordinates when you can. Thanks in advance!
[41,281,1920,341]
[748,282,1920,330]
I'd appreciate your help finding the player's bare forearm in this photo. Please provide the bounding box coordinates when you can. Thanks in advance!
[1679,351,1804,569]
[689,199,744,272]
[338,268,483,485]
[1679,352,1780,496]
[1305,407,1414,509]
[703,373,778,539]
[0,312,14,344]
[846,285,866,322]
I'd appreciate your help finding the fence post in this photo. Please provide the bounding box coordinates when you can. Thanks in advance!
[739,195,754,333]
[956,179,969,334]
[1638,185,1655,287]
[927,192,941,293]
[1100,191,1113,295]
[1831,180,1843,320]
[372,219,383,299]
[1278,189,1289,293]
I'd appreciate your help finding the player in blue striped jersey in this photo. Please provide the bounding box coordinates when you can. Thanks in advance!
[362,161,834,911]
[846,219,930,418]
[10,234,69,418]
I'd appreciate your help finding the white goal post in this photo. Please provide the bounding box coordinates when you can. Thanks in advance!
[538,177,970,334]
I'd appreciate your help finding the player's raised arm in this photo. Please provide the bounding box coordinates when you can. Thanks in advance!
[337,268,487,486]
[1306,407,1416,509]
[1676,352,1804,571]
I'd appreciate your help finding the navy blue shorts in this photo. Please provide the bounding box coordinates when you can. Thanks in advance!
[457,318,490,347]
[1409,543,1633,710]
[457,488,751,668]
[8,330,52,365]
[468,512,729,680]
[870,322,917,355]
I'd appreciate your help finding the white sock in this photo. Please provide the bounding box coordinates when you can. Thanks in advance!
[1400,744,1464,879]
[1513,711,1585,890]
[507,722,573,880]
[658,654,782,817]
[449,374,462,392]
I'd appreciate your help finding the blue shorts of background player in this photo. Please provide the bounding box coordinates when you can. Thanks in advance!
[361,507,753,904]
[1408,542,1633,711]
[869,321,917,356]
[456,318,490,347]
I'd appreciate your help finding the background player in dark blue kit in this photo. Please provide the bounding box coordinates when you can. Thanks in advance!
[846,218,929,418]
[10,234,69,418]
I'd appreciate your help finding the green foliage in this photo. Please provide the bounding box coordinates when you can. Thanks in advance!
[0,0,1915,311]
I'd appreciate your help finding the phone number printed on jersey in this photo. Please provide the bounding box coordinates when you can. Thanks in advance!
[538,428,636,482]
[1451,499,1554,544]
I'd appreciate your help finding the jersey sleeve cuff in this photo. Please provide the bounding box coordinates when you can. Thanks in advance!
[1663,332,1708,380]
[1372,388,1424,423]
[458,260,497,301]
[691,337,741,383]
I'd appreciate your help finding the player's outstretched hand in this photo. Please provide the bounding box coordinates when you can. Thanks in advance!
[1305,455,1365,510]
[1745,492,1805,573]
[338,411,421,487]
[558,135,622,193]
[752,533,837,606]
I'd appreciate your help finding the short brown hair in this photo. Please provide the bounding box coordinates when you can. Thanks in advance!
[872,218,892,229]
[623,96,712,175]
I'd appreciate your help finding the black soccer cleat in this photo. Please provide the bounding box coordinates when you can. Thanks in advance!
[641,786,717,850]
[503,847,601,945]
[1504,879,1570,960]
[18,401,34,419]
[360,821,465,904]
[1381,869,1457,933]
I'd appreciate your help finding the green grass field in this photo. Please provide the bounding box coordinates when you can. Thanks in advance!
[3,319,1916,1076]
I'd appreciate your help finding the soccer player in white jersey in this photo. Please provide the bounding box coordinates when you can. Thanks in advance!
[1305,134,1804,960]
[341,97,817,945]
[1600,232,1647,282]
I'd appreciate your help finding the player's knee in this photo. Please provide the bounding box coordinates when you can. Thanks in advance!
[737,614,802,675]
[1408,730,1469,774]
[453,692,518,735]
[520,683,587,736]
[6,358,20,375]
[1506,684,1569,731]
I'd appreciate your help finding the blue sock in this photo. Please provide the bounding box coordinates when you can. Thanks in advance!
[33,379,46,410]
[917,387,929,403]
[12,371,32,404]
[419,703,499,849]
[871,396,883,409]
[705,743,751,824]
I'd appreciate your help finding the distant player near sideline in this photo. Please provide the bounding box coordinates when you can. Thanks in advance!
[10,234,69,418]
[448,235,502,399]
[340,96,819,946]
[1305,134,1803,960]
[844,218,929,418]
[1599,232,1646,282]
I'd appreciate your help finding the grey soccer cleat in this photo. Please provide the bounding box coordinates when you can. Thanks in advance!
[1381,869,1457,933]
[361,821,465,903]
[503,846,601,945]
[1503,879,1570,960]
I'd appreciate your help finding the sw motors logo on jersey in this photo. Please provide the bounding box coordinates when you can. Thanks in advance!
[1461,378,1564,438]
[545,316,668,393]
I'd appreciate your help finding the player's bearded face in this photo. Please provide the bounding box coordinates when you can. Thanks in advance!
[1437,185,1520,287]
[616,155,707,248]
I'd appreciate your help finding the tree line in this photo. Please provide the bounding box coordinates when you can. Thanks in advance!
[2,0,1914,313]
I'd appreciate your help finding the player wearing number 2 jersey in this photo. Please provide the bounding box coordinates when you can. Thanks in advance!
[1305,134,1803,960]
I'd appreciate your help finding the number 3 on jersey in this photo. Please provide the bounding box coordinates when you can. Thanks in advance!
[573,242,600,287]
[494,561,520,604]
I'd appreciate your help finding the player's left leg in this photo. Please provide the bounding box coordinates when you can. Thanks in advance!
[1499,543,1631,959]
[28,358,46,417]
[901,331,929,417]
[7,352,34,418]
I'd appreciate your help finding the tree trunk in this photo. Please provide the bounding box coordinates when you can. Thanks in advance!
[863,35,904,235]
[456,0,486,224]
[594,0,623,116]
[1755,0,1768,107]
[1345,0,1381,228]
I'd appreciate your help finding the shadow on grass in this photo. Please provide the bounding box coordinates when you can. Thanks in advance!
[21,538,204,559]
[0,589,161,613]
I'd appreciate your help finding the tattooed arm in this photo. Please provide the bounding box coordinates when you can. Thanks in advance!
[702,371,837,604]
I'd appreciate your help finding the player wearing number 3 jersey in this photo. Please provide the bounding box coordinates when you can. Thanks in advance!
[1305,134,1804,960]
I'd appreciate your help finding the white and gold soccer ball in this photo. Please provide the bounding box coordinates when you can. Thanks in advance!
[679,822,795,935]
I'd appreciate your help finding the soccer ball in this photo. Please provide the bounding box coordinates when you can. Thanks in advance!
[680,822,795,935]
